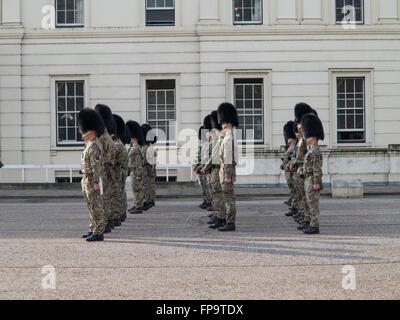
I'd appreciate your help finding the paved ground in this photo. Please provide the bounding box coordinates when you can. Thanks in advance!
[0,195,399,299]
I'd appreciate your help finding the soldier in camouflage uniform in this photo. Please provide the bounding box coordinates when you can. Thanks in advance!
[126,120,146,214]
[140,132,150,211]
[202,111,226,229]
[111,114,130,225]
[298,113,324,234]
[194,126,212,209]
[95,104,117,233]
[281,121,297,216]
[216,103,239,232]
[142,124,158,209]
[78,108,106,242]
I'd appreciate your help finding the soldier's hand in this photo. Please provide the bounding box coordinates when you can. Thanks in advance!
[313,184,320,191]
[94,184,100,191]
[225,178,232,184]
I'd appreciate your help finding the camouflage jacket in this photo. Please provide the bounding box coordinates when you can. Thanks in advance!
[281,142,295,170]
[193,143,202,172]
[113,138,129,181]
[128,143,145,179]
[197,140,210,172]
[204,131,224,172]
[288,137,307,174]
[98,131,117,180]
[81,137,103,185]
[303,143,323,189]
[219,129,238,182]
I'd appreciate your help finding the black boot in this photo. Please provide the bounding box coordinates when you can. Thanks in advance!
[128,206,135,212]
[114,218,121,227]
[129,207,143,214]
[142,202,150,211]
[86,233,104,242]
[104,224,112,234]
[207,213,213,218]
[285,209,297,217]
[149,201,155,208]
[207,216,217,225]
[218,223,236,232]
[120,213,126,222]
[206,205,213,212]
[199,200,207,209]
[209,218,226,229]
[297,221,310,231]
[109,220,115,229]
[82,232,93,239]
[303,226,320,234]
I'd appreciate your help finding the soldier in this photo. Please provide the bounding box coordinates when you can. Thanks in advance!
[298,113,324,234]
[111,114,130,225]
[140,126,150,212]
[78,108,106,242]
[202,111,226,229]
[126,120,146,214]
[194,126,212,209]
[216,103,239,232]
[196,115,213,212]
[142,124,158,209]
[289,103,318,228]
[121,124,131,220]
[281,121,297,216]
[95,104,117,233]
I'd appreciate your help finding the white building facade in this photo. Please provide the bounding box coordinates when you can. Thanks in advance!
[0,0,400,185]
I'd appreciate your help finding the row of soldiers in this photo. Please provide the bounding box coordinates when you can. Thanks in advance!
[78,105,157,242]
[281,103,325,234]
[194,103,239,232]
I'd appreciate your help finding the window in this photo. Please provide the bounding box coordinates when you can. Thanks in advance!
[336,0,364,24]
[146,0,175,26]
[56,81,85,145]
[337,77,365,143]
[56,0,84,27]
[146,80,176,144]
[234,79,264,143]
[233,0,263,24]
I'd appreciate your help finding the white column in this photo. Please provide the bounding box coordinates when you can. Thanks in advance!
[198,0,220,24]
[1,0,21,26]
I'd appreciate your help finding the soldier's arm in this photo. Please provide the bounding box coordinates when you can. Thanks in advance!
[312,151,323,187]
[90,145,102,185]
[222,137,235,180]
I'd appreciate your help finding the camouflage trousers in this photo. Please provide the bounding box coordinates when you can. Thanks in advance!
[199,174,212,204]
[305,177,320,228]
[221,182,236,224]
[294,173,309,221]
[145,165,156,203]
[131,174,145,208]
[111,176,126,220]
[285,171,296,205]
[102,177,113,223]
[210,167,225,220]
[82,177,106,235]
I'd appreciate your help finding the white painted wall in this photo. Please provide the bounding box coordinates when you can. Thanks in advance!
[1,0,400,184]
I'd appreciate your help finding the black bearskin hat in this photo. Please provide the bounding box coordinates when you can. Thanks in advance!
[113,114,127,140]
[301,113,325,141]
[284,120,296,140]
[78,108,105,138]
[126,120,144,146]
[294,103,317,123]
[141,124,157,145]
[217,102,239,127]
[198,125,204,140]
[123,124,131,145]
[95,104,115,134]
[293,120,299,134]
[203,114,212,131]
[210,110,222,130]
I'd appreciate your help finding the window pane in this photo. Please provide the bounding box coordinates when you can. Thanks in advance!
[67,113,75,126]
[236,85,243,99]
[57,82,66,96]
[157,91,165,104]
[76,82,84,96]
[67,128,75,141]
[155,0,164,7]
[57,98,66,112]
[67,98,75,111]
[57,0,66,10]
[245,85,252,99]
[66,0,74,10]
[254,99,262,109]
[254,84,262,99]
[76,97,84,111]
[165,0,174,7]
[166,91,174,104]
[147,0,156,8]
[58,127,66,142]
[57,11,65,24]
[58,113,67,127]
[356,115,363,129]
[66,10,75,24]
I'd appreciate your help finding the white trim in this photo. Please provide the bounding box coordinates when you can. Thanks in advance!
[50,75,89,150]
[329,68,374,148]
[226,69,272,149]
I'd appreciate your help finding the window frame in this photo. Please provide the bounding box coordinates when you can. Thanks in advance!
[233,0,263,25]
[329,69,374,148]
[226,70,272,149]
[335,0,365,25]
[50,75,89,150]
[234,79,265,144]
[145,0,175,26]
[55,0,84,28]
